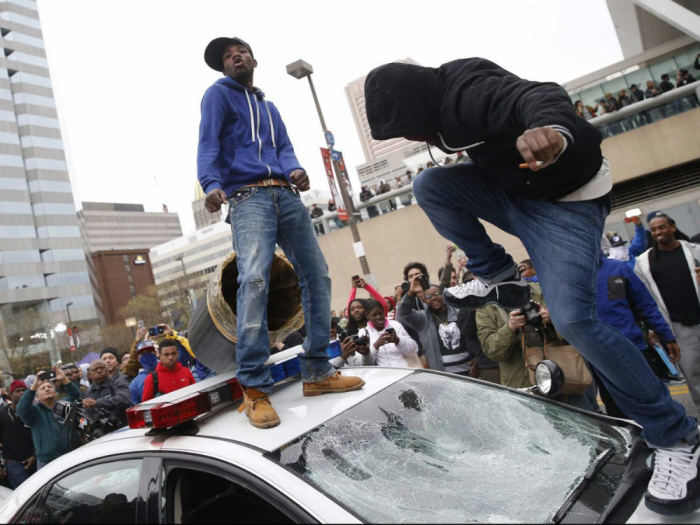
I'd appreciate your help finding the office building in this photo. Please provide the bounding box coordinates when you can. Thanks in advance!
[0,0,98,360]
[193,182,221,231]
[78,201,182,252]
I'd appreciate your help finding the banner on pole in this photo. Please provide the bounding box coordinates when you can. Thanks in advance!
[321,148,349,220]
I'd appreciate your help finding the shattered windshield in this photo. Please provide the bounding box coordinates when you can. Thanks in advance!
[266,372,633,523]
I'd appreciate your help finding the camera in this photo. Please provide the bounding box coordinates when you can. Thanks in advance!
[53,400,122,444]
[351,334,369,346]
[148,325,164,336]
[417,275,429,290]
[518,301,543,328]
[385,327,395,336]
[38,370,56,382]
[401,281,410,294]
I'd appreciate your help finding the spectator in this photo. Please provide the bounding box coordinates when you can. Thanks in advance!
[659,74,674,93]
[604,92,620,112]
[574,100,596,120]
[399,171,413,207]
[333,331,373,367]
[310,203,324,235]
[645,80,661,98]
[17,366,81,469]
[83,360,132,426]
[398,279,472,375]
[129,341,159,405]
[337,308,349,331]
[347,276,388,318]
[327,199,344,229]
[618,89,632,108]
[364,300,421,367]
[141,339,196,401]
[455,151,467,163]
[438,244,459,290]
[635,213,700,410]
[606,218,646,268]
[629,84,645,102]
[346,299,370,336]
[596,247,679,418]
[360,185,379,218]
[443,156,453,165]
[377,179,393,214]
[0,380,36,488]
[62,363,86,396]
[100,347,126,384]
[518,259,538,283]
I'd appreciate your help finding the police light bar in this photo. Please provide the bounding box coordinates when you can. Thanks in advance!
[126,346,306,430]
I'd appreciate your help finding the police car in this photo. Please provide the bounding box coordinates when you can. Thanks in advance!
[0,348,695,523]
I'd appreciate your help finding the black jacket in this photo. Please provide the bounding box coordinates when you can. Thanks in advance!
[365,59,603,201]
[0,404,34,461]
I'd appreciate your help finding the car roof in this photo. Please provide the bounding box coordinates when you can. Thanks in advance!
[93,365,415,453]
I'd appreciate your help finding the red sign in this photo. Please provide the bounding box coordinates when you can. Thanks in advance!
[321,148,348,220]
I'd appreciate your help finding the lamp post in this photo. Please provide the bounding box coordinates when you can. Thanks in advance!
[286,59,371,276]
[124,316,137,337]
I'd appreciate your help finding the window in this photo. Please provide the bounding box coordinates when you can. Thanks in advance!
[161,466,293,524]
[30,459,142,523]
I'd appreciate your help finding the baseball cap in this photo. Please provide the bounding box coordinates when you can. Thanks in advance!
[609,234,627,247]
[204,37,254,72]
[137,341,156,353]
[647,210,667,222]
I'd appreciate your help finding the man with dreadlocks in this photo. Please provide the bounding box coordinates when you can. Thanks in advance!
[635,212,700,413]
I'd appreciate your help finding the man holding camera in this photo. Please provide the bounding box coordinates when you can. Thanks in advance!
[17,366,81,469]
[197,36,363,429]
[83,360,132,426]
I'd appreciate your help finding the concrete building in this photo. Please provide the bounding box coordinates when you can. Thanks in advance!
[78,201,182,252]
[91,249,155,325]
[192,182,221,231]
[150,222,232,310]
[0,0,98,359]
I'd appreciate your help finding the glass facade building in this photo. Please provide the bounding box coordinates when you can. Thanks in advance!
[0,0,97,347]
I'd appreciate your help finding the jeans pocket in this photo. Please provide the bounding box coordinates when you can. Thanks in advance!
[229,187,257,208]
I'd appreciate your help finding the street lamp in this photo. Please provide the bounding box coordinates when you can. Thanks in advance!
[124,316,137,337]
[65,301,74,350]
[286,59,371,276]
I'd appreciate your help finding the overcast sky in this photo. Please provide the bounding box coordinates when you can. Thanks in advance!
[34,0,623,234]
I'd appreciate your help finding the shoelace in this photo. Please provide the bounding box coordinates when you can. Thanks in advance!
[649,446,696,498]
[452,279,489,296]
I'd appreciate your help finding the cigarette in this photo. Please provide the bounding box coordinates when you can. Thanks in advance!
[519,161,544,169]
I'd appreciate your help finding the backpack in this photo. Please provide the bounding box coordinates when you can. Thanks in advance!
[150,370,161,397]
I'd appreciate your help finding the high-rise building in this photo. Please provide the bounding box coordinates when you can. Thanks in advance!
[192,182,221,231]
[344,58,422,164]
[78,201,183,252]
[0,0,98,358]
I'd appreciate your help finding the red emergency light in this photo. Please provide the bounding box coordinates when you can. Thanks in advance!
[127,377,243,430]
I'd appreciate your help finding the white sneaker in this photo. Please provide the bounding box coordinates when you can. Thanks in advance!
[645,431,700,515]
[443,277,530,310]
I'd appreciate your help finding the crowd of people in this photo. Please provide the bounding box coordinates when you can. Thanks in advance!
[323,210,700,418]
[0,324,213,489]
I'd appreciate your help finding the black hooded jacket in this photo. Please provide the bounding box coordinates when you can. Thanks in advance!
[365,59,603,201]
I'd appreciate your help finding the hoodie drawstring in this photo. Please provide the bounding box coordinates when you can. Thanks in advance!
[244,91,255,143]
[264,101,276,148]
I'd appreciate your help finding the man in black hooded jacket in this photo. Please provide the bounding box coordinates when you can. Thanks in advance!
[365,58,700,517]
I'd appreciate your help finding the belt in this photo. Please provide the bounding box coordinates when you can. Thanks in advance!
[240,178,291,189]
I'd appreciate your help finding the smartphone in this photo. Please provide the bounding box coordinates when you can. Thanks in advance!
[385,327,395,336]
[148,325,164,336]
[38,370,56,382]
[624,208,642,219]
[351,275,360,281]
[137,319,145,330]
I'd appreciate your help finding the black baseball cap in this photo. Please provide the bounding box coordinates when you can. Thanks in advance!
[204,37,254,72]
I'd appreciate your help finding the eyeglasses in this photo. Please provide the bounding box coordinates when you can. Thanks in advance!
[424,292,440,300]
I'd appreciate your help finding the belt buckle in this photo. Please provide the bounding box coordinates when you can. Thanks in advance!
[262,178,275,187]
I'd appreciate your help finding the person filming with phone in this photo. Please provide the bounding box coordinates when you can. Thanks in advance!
[17,366,81,469]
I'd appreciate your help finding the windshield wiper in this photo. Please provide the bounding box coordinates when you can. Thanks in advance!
[551,448,614,523]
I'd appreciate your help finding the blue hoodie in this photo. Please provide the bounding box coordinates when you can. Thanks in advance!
[197,77,303,196]
[596,254,675,350]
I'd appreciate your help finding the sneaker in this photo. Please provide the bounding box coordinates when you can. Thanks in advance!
[238,387,280,429]
[444,276,531,310]
[303,371,365,397]
[645,429,700,516]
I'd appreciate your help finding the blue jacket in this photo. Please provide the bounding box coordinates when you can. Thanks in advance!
[197,77,303,196]
[597,254,675,350]
[626,223,647,268]
[17,382,82,464]
[129,368,154,405]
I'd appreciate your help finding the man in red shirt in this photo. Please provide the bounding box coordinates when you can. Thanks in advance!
[141,340,195,401]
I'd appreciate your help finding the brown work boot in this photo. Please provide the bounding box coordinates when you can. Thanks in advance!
[238,387,280,429]
[303,371,365,397]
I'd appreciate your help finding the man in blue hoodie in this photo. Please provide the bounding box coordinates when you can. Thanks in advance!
[197,37,363,429]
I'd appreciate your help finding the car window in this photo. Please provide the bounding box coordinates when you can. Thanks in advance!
[31,459,142,524]
[162,467,293,524]
[266,372,632,523]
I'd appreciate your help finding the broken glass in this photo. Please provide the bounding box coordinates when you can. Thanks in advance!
[267,372,634,523]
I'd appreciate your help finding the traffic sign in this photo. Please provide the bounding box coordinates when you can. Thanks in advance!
[325,131,335,147]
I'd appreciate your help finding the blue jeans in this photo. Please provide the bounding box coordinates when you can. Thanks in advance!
[413,163,696,447]
[229,186,335,392]
[5,459,33,488]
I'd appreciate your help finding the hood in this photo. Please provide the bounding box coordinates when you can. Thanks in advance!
[156,361,183,374]
[215,76,265,98]
[364,62,442,140]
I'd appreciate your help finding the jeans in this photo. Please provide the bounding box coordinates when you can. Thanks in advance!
[229,185,335,392]
[671,322,700,411]
[5,459,33,488]
[413,163,696,446]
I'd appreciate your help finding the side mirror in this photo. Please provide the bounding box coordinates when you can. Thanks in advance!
[535,360,564,398]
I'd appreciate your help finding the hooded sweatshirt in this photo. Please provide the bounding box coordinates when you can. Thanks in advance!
[364,59,603,201]
[198,76,303,196]
[141,362,195,402]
